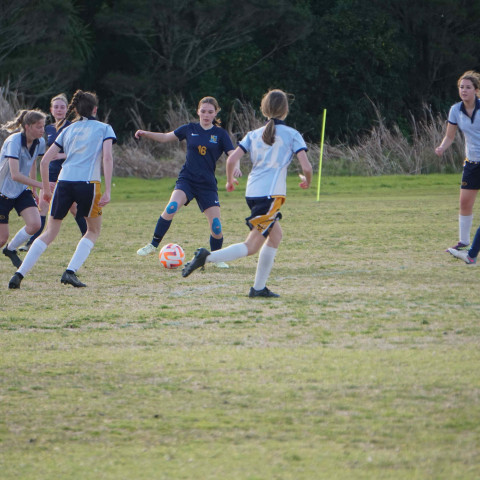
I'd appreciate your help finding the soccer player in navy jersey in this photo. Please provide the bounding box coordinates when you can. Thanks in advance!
[8,90,116,289]
[0,109,46,269]
[182,89,313,298]
[135,96,239,268]
[19,94,87,252]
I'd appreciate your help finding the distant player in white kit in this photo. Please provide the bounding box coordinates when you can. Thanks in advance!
[0,110,46,268]
[436,70,480,251]
[182,89,313,298]
[8,90,116,289]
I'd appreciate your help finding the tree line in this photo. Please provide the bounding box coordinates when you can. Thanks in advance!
[1,0,480,144]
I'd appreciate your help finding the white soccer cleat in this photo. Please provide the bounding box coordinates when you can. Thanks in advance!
[137,243,157,256]
[447,248,476,265]
[214,261,229,269]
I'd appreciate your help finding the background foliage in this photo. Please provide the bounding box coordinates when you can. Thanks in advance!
[1,0,480,144]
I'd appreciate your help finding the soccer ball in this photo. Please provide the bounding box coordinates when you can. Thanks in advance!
[159,243,185,269]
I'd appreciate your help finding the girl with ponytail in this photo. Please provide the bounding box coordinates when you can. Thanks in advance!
[182,89,313,298]
[9,90,116,289]
[19,93,87,252]
[0,109,46,268]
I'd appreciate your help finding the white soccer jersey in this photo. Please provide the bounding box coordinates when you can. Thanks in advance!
[0,133,45,198]
[448,99,480,161]
[239,121,307,197]
[55,118,116,182]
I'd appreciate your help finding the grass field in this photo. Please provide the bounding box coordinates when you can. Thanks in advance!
[1,174,479,479]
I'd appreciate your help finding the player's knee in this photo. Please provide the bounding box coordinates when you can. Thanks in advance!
[211,217,222,235]
[38,199,49,213]
[166,201,178,215]
[26,219,41,235]
[0,233,8,247]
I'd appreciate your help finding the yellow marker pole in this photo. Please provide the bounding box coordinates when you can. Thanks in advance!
[317,109,327,201]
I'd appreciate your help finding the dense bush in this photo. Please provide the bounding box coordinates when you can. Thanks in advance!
[1,0,479,146]
[114,97,465,178]
[0,80,465,178]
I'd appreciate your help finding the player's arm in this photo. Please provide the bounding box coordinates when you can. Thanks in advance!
[435,123,457,156]
[226,149,242,178]
[296,150,313,189]
[40,143,61,199]
[28,158,40,200]
[52,152,67,161]
[9,157,42,189]
[226,147,245,191]
[135,130,177,143]
[99,139,114,207]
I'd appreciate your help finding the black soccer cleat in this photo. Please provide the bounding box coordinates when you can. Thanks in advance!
[8,272,23,289]
[248,286,280,298]
[182,248,210,277]
[61,270,86,287]
[3,246,22,268]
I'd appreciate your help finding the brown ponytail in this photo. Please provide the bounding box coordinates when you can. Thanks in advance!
[262,119,276,146]
[57,89,98,129]
[1,109,46,133]
[260,89,289,146]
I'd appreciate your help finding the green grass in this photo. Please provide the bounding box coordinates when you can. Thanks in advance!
[1,174,479,479]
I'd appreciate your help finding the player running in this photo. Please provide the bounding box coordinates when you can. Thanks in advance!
[182,89,313,298]
[0,110,46,268]
[8,90,116,289]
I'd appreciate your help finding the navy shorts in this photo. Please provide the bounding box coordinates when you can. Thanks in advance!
[0,189,37,224]
[175,180,220,212]
[50,181,102,220]
[461,160,480,190]
[245,196,285,237]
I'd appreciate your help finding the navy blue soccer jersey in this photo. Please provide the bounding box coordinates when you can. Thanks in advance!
[45,120,71,181]
[45,120,71,147]
[174,123,234,189]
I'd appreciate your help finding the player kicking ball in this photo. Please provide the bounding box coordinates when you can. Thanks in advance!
[182,89,312,298]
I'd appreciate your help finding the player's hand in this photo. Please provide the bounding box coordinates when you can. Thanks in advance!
[226,179,238,192]
[43,190,52,203]
[135,130,145,139]
[298,174,309,189]
[435,146,444,157]
[98,192,111,207]
[233,167,242,178]
[49,182,56,193]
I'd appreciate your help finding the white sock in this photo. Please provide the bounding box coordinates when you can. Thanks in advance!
[17,239,48,277]
[253,245,277,291]
[67,238,94,272]
[206,243,248,263]
[7,227,31,251]
[459,214,473,245]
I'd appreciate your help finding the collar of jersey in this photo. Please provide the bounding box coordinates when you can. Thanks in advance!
[21,133,39,149]
[460,98,480,123]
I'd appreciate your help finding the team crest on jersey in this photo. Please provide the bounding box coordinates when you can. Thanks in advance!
[209,135,218,144]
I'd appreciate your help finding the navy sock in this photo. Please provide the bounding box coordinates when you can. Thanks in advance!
[210,235,223,252]
[76,216,87,236]
[152,217,172,247]
[27,215,46,246]
[469,224,480,258]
